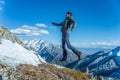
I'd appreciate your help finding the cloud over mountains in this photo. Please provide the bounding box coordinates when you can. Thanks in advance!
[11,24,49,36]
[0,0,5,11]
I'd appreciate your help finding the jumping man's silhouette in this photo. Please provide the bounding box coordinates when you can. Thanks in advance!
[52,12,82,61]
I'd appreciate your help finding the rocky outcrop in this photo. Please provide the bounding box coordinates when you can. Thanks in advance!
[0,60,91,80]
[0,63,91,80]
[0,61,17,80]
[17,63,90,80]
[0,26,27,49]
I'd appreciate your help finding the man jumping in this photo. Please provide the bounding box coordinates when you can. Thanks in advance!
[52,12,81,61]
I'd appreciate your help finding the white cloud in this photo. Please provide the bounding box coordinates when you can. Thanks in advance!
[40,30,49,34]
[10,25,49,36]
[21,25,38,30]
[0,1,5,5]
[72,42,120,48]
[0,7,2,10]
[35,23,47,27]
[0,1,5,11]
[89,42,120,47]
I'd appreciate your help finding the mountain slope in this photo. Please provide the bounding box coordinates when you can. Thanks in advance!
[17,63,90,80]
[0,26,45,67]
[0,60,91,80]
[66,46,120,79]
[0,39,45,67]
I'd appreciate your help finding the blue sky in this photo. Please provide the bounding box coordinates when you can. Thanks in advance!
[0,0,120,48]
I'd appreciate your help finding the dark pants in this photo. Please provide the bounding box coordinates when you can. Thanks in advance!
[62,32,78,58]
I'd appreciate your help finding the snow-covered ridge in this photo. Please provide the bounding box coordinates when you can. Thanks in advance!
[0,39,45,67]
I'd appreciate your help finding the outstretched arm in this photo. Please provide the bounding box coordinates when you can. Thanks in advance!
[51,22,63,26]
[71,20,76,31]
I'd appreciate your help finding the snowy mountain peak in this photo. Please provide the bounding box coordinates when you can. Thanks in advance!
[24,39,45,47]
[24,39,78,65]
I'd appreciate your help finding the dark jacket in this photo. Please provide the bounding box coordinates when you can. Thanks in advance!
[52,17,76,32]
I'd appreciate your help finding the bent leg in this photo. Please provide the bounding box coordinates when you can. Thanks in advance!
[65,32,81,60]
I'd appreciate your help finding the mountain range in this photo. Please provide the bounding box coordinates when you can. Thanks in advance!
[23,30,120,79]
[24,39,79,66]
[0,25,93,80]
[66,47,120,79]
[0,26,45,67]
[0,25,120,80]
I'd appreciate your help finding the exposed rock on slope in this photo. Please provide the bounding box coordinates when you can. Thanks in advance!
[0,61,91,80]
[0,61,17,80]
[0,26,26,48]
[17,63,90,80]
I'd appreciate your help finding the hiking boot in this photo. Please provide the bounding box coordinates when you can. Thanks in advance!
[60,50,67,61]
